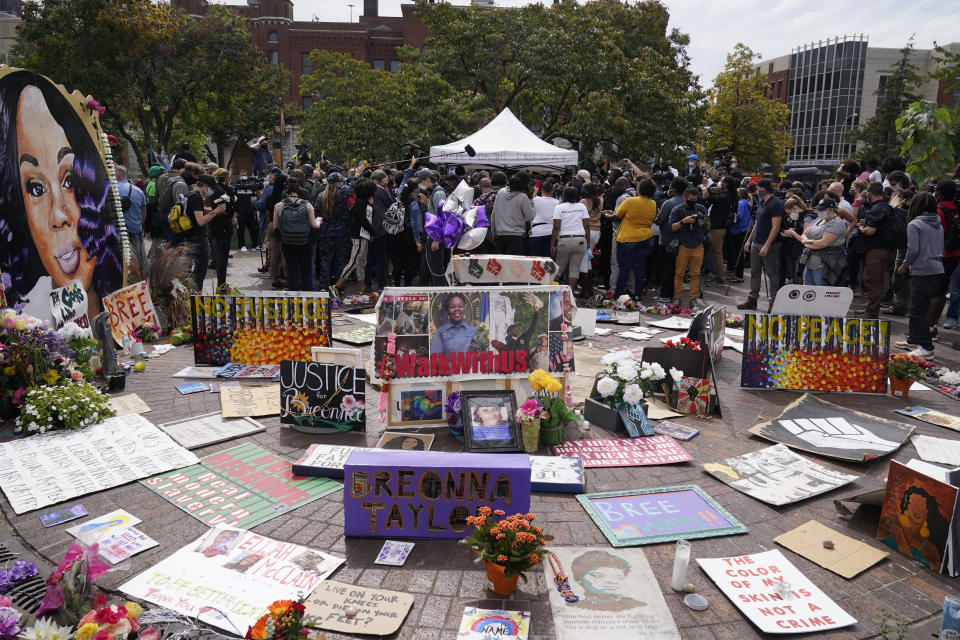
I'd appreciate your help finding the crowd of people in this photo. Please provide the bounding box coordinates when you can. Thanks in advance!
[119,145,960,359]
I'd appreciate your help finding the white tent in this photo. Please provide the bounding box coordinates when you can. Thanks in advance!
[429,108,578,169]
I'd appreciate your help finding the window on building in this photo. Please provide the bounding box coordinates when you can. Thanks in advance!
[267,31,279,43]
[268,50,279,64]
[302,95,313,110]
[301,52,313,76]
[390,59,400,73]
[373,59,385,71]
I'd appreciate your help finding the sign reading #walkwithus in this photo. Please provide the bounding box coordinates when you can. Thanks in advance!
[280,360,366,433]
[741,314,890,393]
[191,292,331,365]
[344,450,530,538]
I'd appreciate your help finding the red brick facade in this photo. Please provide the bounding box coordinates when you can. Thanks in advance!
[172,0,430,104]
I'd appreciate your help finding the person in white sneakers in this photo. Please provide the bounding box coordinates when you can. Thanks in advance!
[894,193,944,358]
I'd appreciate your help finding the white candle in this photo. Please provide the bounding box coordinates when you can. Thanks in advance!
[671,539,691,591]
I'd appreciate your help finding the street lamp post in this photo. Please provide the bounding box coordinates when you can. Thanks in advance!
[347,3,355,21]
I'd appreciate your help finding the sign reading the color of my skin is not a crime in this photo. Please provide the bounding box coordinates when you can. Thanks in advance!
[102,281,158,343]
[741,314,890,393]
[343,450,530,538]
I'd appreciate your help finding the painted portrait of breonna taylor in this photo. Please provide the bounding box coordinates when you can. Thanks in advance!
[0,67,123,322]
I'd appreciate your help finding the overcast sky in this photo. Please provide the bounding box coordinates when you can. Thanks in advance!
[271,0,960,87]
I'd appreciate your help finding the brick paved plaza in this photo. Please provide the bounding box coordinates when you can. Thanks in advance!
[2,251,959,640]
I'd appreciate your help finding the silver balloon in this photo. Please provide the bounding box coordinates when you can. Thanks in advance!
[458,226,488,251]
[446,180,474,215]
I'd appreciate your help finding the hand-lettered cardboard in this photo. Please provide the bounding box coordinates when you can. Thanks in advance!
[774,520,888,579]
[102,280,159,344]
[303,580,414,636]
[50,280,89,329]
[220,385,281,418]
[107,393,151,416]
[551,437,692,468]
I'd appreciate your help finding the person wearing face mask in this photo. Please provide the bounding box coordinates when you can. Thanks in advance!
[683,153,701,184]
[782,197,847,286]
[177,173,223,291]
[669,187,709,307]
[855,182,895,318]
[778,196,812,285]
[737,178,783,311]
[727,156,743,182]
[250,136,273,178]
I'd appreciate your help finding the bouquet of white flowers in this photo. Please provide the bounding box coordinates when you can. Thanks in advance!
[594,350,666,408]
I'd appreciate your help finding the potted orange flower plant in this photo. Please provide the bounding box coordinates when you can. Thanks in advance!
[459,507,551,596]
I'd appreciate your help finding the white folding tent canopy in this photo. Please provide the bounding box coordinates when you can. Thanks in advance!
[429,108,578,170]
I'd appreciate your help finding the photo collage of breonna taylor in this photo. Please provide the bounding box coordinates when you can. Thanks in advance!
[375,288,575,379]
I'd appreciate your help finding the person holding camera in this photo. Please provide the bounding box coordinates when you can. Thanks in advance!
[210,169,237,293]
[669,187,709,307]
[702,175,738,284]
[738,178,783,312]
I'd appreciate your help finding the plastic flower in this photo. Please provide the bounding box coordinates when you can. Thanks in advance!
[623,383,643,405]
[616,361,638,381]
[74,624,98,640]
[669,367,684,382]
[17,618,74,640]
[2,366,14,376]
[596,376,618,397]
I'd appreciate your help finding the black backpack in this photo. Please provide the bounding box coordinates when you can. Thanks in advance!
[119,182,133,212]
[885,207,908,251]
[940,205,960,253]
[280,198,310,245]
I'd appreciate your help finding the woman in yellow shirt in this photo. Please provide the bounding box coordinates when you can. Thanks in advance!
[612,179,657,299]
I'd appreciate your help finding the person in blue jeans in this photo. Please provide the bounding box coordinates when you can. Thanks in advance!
[782,197,847,286]
[612,179,657,299]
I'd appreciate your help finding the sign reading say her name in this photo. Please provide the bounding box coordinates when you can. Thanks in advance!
[280,361,366,433]
[102,281,158,343]
[49,280,89,329]
[344,450,530,538]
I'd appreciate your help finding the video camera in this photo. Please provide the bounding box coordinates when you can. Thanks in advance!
[234,175,262,195]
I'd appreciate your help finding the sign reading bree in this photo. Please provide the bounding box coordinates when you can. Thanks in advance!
[344,451,530,538]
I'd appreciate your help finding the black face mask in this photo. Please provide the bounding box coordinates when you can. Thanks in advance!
[184,173,197,185]
[685,199,698,208]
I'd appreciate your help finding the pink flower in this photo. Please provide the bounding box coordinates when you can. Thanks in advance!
[340,395,357,411]
[71,370,84,382]
[12,388,25,405]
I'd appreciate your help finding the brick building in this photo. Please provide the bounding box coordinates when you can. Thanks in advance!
[171,0,430,105]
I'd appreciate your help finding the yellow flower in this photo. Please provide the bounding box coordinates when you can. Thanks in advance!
[124,602,143,618]
[76,623,100,640]
[528,375,542,392]
[2,366,14,376]
[546,379,562,394]
[42,369,59,384]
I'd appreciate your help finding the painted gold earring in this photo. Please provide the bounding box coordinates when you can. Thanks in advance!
[921,521,930,538]
[900,514,911,528]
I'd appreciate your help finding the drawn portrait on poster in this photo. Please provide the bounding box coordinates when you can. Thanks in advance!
[0,68,123,324]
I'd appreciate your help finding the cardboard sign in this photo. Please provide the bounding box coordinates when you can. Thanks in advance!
[748,394,913,462]
[546,547,679,640]
[303,580,414,636]
[292,444,365,478]
[741,314,890,393]
[703,444,859,506]
[120,526,344,634]
[191,292,331,365]
[49,280,89,329]
[371,286,576,383]
[551,437,692,468]
[343,450,530,538]
[697,550,856,633]
[141,443,342,528]
[774,520,888,579]
[911,434,960,466]
[108,393,151,416]
[0,414,198,514]
[280,360,366,433]
[772,284,852,317]
[457,608,530,640]
[895,406,960,432]
[530,455,584,493]
[578,485,747,547]
[157,412,266,449]
[215,363,281,379]
[220,384,281,418]
[102,281,159,344]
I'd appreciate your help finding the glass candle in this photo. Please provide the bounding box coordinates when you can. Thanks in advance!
[671,539,691,591]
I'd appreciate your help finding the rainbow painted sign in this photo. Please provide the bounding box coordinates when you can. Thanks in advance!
[741,314,889,393]
[577,485,747,547]
[457,607,529,640]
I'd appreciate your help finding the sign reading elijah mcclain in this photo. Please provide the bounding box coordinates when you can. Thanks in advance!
[280,361,366,433]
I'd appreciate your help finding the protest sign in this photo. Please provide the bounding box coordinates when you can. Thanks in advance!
[741,314,889,393]
[551,436,692,468]
[220,385,281,418]
[141,443,342,528]
[107,393,151,416]
[67,509,140,541]
[303,580,414,636]
[895,406,960,432]
[292,444,365,478]
[703,444,859,506]
[546,547,679,640]
[120,526,344,634]
[0,414,198,514]
[280,361,366,433]
[530,455,584,493]
[157,412,266,449]
[49,280,89,329]
[774,520,888,579]
[697,550,856,633]
[448,254,558,285]
[191,292,331,365]
[95,527,158,564]
[748,394,913,462]
[102,281,159,344]
[215,363,281,379]
[577,485,747,547]
[457,608,529,640]
[771,284,852,317]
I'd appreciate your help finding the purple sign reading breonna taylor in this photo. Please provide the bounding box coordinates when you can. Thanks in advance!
[344,450,530,539]
[587,488,734,540]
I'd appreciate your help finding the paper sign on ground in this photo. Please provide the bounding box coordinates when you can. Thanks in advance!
[530,455,584,493]
[141,443,342,528]
[375,540,415,566]
[120,526,344,634]
[645,398,683,420]
[546,546,679,640]
[0,414,199,514]
[303,580,414,636]
[176,382,209,395]
[774,520,888,579]
[896,406,960,432]
[457,608,529,640]
[67,509,141,543]
[652,421,699,441]
[220,384,281,417]
[698,549,856,633]
[215,363,281,379]
[292,444,365,478]
[158,412,266,449]
[96,527,158,564]
[911,434,960,466]
[703,444,859,506]
[172,366,220,378]
[551,436,692,468]
[647,317,692,330]
[40,504,87,527]
[108,394,151,416]
[102,281,159,344]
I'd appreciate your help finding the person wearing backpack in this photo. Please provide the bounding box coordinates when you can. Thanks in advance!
[855,182,896,318]
[389,178,423,287]
[274,181,321,291]
[115,165,146,266]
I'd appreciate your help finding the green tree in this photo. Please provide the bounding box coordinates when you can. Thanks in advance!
[699,44,792,172]
[847,39,921,160]
[928,44,960,161]
[896,101,955,182]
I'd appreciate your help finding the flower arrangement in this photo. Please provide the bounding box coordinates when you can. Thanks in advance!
[528,369,577,434]
[595,351,665,407]
[86,99,106,115]
[725,314,744,328]
[0,596,19,640]
[14,618,73,640]
[597,291,637,311]
[445,391,463,436]
[37,543,111,625]
[75,595,146,640]
[664,336,701,350]
[16,382,115,434]
[459,507,550,582]
[341,293,378,307]
[515,398,543,422]
[244,599,311,640]
[888,353,929,381]
[59,324,99,380]
[132,323,160,344]
[0,561,38,595]
[169,324,193,346]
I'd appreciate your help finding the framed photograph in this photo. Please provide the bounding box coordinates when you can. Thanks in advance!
[388,382,451,427]
[460,390,522,453]
[375,432,435,451]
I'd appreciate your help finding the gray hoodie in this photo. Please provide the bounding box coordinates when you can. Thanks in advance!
[492,189,534,236]
[902,213,945,276]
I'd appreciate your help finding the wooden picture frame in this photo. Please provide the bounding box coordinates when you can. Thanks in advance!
[459,390,522,453]
[311,346,364,368]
